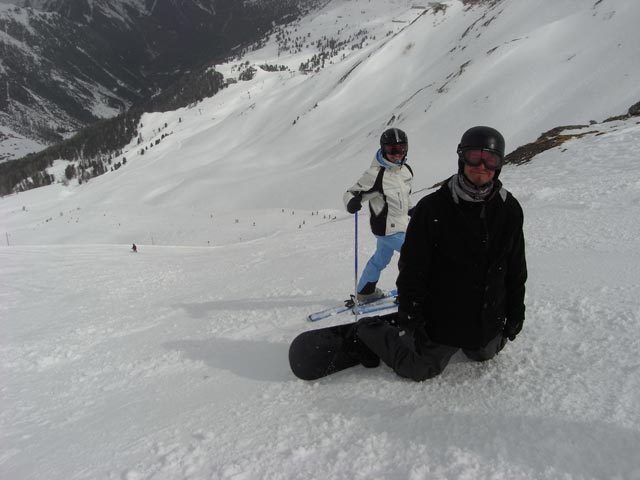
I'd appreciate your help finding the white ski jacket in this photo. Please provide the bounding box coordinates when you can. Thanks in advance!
[343,151,413,236]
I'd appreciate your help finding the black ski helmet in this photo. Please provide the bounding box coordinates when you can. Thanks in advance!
[380,128,408,148]
[457,126,505,178]
[380,128,408,164]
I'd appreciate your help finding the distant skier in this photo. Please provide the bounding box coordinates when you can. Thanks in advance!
[346,126,528,381]
[131,243,137,253]
[343,128,413,303]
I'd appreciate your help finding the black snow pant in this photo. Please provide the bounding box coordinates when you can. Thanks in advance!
[356,316,507,382]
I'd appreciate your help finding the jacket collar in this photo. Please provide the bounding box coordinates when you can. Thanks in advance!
[375,149,405,170]
[447,175,506,205]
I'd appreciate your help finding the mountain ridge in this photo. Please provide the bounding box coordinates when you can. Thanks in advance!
[0,0,318,161]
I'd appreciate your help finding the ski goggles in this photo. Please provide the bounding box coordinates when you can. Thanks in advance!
[382,144,408,156]
[461,149,503,171]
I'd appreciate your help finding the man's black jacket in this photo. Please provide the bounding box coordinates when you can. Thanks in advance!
[396,176,527,350]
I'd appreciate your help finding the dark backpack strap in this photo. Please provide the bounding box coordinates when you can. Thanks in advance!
[404,163,413,177]
[371,167,385,194]
[368,168,388,235]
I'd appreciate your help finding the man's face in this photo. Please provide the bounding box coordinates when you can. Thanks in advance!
[463,162,495,186]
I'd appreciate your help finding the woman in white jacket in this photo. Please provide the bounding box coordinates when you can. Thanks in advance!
[344,128,414,302]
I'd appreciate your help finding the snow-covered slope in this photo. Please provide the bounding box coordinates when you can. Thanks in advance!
[1,1,640,478]
[1,0,638,243]
[2,116,640,479]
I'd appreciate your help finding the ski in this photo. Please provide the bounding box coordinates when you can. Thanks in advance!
[307,289,397,322]
[357,297,399,315]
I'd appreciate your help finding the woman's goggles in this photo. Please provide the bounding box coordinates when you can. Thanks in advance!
[461,149,503,171]
[382,144,408,156]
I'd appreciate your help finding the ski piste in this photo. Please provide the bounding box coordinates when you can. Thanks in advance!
[307,289,398,322]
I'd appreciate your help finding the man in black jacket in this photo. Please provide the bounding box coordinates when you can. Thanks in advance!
[352,126,527,381]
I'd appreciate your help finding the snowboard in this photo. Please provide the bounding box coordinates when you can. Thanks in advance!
[288,322,359,380]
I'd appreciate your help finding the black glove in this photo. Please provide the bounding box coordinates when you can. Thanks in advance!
[504,319,523,341]
[346,194,362,214]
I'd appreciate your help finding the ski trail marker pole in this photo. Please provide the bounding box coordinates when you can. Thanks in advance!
[354,211,359,322]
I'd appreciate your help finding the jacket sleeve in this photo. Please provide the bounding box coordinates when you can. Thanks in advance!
[505,200,527,328]
[343,167,381,211]
[396,197,433,313]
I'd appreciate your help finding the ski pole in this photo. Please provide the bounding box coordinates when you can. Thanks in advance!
[354,211,359,322]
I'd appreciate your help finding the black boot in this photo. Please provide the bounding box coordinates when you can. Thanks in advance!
[343,321,380,368]
[358,281,377,295]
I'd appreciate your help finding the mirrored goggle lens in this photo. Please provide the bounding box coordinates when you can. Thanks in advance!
[463,149,502,170]
[383,144,408,156]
